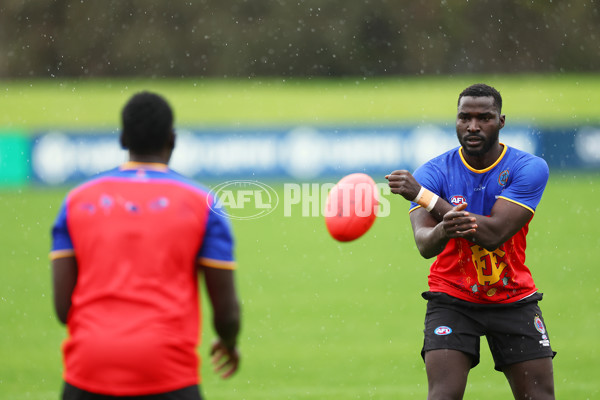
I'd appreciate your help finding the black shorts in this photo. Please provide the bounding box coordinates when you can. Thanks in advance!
[62,382,203,400]
[421,291,556,371]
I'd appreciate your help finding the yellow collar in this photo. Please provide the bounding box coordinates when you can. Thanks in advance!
[459,143,507,173]
[119,162,169,172]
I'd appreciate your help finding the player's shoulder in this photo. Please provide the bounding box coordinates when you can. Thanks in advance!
[505,145,549,172]
[66,166,122,198]
[163,169,214,198]
[505,145,543,162]
[503,146,549,189]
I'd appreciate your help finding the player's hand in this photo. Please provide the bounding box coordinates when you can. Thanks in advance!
[385,170,421,201]
[210,338,240,379]
[440,203,477,238]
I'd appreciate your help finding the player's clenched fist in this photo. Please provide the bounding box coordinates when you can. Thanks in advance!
[385,170,422,201]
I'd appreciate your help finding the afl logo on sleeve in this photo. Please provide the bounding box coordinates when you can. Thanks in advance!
[450,195,467,206]
[434,326,453,336]
[498,170,509,187]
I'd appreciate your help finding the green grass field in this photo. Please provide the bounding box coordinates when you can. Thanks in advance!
[1,75,600,398]
[1,174,599,399]
[2,74,600,130]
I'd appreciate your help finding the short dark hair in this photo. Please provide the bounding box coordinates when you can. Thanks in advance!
[120,92,174,154]
[458,83,502,113]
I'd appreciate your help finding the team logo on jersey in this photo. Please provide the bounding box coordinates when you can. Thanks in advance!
[450,195,467,206]
[534,315,546,334]
[498,170,510,186]
[434,326,452,336]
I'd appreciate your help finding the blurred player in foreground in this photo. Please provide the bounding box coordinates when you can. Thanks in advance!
[386,83,556,399]
[50,92,241,399]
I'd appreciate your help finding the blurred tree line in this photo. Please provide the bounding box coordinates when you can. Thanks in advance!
[1,0,598,78]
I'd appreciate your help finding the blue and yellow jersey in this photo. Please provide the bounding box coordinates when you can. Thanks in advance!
[411,144,549,303]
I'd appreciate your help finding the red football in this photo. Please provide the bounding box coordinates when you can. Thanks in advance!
[324,173,379,242]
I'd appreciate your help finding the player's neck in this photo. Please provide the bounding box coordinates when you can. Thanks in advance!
[462,143,504,170]
[128,152,171,165]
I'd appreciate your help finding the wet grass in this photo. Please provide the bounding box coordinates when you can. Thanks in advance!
[2,74,600,131]
[1,173,599,399]
[1,76,599,397]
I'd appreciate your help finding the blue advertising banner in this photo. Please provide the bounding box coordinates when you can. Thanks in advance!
[539,127,600,169]
[28,125,599,186]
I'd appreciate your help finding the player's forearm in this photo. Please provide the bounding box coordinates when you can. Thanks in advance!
[214,304,241,350]
[203,268,241,349]
[52,257,78,325]
[414,224,450,259]
[426,198,455,222]
[467,216,519,251]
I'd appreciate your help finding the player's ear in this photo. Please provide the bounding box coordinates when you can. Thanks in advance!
[499,114,506,129]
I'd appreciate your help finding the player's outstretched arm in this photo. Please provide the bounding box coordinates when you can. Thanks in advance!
[201,266,241,378]
[51,256,78,324]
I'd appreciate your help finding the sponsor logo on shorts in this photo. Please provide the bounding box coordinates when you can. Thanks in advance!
[534,315,546,334]
[434,326,452,336]
[534,315,550,346]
